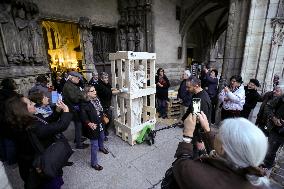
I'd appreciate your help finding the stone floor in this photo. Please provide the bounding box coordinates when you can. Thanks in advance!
[3,118,182,189]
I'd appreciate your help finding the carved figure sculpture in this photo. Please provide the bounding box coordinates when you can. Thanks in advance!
[127,27,135,51]
[15,7,33,63]
[135,26,144,52]
[28,10,45,64]
[0,3,21,63]
[119,28,127,51]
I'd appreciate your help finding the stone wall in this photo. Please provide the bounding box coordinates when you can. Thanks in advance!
[152,0,186,86]
[34,0,119,26]
[241,0,284,92]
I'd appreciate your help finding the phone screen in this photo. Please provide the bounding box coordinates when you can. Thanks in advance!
[192,98,201,114]
[51,91,62,104]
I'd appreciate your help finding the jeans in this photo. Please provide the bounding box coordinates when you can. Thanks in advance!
[264,130,284,169]
[157,98,167,117]
[90,131,105,166]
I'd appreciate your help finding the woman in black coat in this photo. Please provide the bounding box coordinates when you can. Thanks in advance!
[80,85,109,171]
[155,68,170,118]
[5,96,72,189]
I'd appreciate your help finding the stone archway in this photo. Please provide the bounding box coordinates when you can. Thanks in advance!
[180,0,229,70]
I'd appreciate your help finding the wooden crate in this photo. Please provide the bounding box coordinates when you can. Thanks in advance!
[110,51,157,145]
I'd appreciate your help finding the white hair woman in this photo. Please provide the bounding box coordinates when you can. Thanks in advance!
[172,112,280,189]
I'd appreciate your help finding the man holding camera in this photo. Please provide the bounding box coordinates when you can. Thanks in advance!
[182,76,212,158]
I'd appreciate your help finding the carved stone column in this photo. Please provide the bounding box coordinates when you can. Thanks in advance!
[144,0,153,52]
[221,0,251,81]
[264,18,284,91]
[79,17,96,80]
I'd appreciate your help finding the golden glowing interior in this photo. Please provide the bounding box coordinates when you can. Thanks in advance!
[42,21,82,71]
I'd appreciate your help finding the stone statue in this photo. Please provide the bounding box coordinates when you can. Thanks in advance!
[134,64,146,88]
[127,27,135,51]
[15,7,33,63]
[27,8,45,64]
[132,97,143,126]
[0,3,21,63]
[119,28,127,51]
[135,26,144,52]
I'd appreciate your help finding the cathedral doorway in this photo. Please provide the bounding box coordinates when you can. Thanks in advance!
[41,20,82,73]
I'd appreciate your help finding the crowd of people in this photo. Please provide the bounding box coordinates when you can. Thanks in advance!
[0,65,283,188]
[171,65,283,188]
[0,70,120,188]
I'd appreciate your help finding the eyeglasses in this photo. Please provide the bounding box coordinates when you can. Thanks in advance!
[88,90,95,92]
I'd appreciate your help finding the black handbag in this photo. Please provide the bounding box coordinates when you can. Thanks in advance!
[27,129,73,178]
[161,154,192,189]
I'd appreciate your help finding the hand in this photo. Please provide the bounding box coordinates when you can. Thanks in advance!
[224,87,230,93]
[88,122,97,130]
[197,111,210,132]
[56,100,69,112]
[196,141,205,150]
[157,82,163,87]
[183,113,196,137]
[272,117,282,127]
[112,89,120,95]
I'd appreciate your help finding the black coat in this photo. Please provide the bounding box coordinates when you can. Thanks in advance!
[255,91,274,126]
[203,73,218,99]
[80,101,103,139]
[12,112,72,186]
[96,80,112,110]
[243,86,261,110]
[155,75,170,100]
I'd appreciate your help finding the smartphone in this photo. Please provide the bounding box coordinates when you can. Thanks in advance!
[51,91,62,104]
[192,98,201,115]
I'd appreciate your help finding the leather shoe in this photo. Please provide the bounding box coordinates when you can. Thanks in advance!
[99,148,109,154]
[73,137,87,144]
[76,143,89,149]
[65,161,74,166]
[92,164,103,171]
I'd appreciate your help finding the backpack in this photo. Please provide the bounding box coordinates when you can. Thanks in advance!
[161,154,192,189]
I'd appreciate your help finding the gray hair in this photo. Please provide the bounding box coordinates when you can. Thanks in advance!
[219,118,270,187]
[92,70,98,76]
[184,70,191,78]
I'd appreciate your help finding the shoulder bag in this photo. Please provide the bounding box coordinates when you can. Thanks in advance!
[27,129,73,178]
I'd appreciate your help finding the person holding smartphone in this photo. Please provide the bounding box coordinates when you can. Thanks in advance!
[182,76,212,158]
